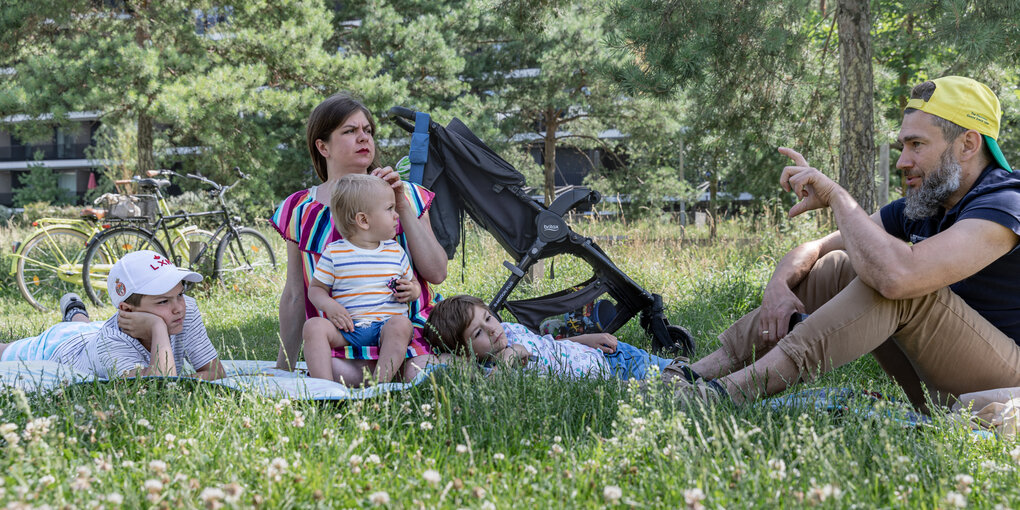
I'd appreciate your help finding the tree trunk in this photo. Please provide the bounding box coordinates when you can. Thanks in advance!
[542,107,558,206]
[136,113,155,176]
[837,0,876,213]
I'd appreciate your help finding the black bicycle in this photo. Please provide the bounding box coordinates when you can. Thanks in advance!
[81,167,277,305]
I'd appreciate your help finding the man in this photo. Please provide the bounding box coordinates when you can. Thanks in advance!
[667,76,1019,413]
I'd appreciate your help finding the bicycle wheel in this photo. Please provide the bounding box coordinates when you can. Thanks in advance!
[15,228,90,311]
[214,228,277,286]
[169,228,216,269]
[83,226,166,306]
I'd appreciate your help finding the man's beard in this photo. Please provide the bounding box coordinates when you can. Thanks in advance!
[903,147,962,220]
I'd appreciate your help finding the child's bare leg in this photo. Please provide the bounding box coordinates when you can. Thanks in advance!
[374,317,413,383]
[331,358,376,387]
[401,353,450,382]
[302,318,348,380]
[0,343,9,359]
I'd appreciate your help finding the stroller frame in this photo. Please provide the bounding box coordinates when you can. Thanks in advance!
[390,107,694,357]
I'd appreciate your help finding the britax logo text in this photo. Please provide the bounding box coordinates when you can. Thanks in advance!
[543,225,559,232]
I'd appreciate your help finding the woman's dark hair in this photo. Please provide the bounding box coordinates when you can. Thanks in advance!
[424,295,490,355]
[306,93,379,182]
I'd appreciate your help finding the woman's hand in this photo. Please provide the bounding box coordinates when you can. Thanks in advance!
[371,166,410,213]
[118,310,167,342]
[568,333,618,354]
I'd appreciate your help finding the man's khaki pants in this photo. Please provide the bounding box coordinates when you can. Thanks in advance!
[719,251,1020,403]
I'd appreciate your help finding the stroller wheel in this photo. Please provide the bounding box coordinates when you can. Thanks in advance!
[661,324,695,358]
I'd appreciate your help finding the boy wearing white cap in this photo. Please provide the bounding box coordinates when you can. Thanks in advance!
[0,250,225,380]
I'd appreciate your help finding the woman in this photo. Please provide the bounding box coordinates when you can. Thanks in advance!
[271,93,447,385]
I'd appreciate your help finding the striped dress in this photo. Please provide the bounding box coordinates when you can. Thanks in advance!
[270,181,438,360]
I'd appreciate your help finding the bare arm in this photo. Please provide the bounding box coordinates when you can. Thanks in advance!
[120,321,176,377]
[277,241,305,370]
[563,333,618,354]
[781,147,1019,299]
[373,167,448,284]
[191,359,226,380]
[309,278,354,332]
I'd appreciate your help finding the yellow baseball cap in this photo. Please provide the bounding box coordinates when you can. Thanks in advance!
[904,76,1012,172]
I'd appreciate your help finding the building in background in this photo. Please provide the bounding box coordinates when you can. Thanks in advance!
[0,112,101,206]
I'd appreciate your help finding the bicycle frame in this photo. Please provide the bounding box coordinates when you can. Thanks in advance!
[8,218,99,282]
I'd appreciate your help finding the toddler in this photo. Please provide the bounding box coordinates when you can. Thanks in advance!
[303,174,421,384]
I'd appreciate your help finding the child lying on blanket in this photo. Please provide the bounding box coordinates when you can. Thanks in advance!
[423,295,672,380]
[0,250,225,380]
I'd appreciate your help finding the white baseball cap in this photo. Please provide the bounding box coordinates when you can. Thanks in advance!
[107,250,202,307]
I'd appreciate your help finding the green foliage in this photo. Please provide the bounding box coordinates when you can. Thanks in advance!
[12,164,73,207]
[1,219,1017,508]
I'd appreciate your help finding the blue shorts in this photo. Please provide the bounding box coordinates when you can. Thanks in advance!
[341,321,386,348]
[603,341,671,380]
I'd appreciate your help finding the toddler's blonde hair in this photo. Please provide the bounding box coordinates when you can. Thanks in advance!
[331,174,389,238]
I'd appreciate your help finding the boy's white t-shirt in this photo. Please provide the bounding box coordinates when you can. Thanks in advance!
[50,296,219,378]
[313,238,412,324]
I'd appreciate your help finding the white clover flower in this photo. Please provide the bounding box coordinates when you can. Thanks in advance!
[144,479,164,493]
[603,485,622,503]
[241,417,252,429]
[419,421,433,431]
[493,453,505,461]
[684,487,706,509]
[905,473,919,483]
[291,411,305,428]
[222,482,244,503]
[369,491,390,505]
[481,502,496,510]
[349,454,363,467]
[767,458,787,480]
[200,487,226,509]
[164,433,176,444]
[423,469,441,485]
[23,416,53,441]
[148,460,167,474]
[524,465,538,475]
[549,444,564,456]
[267,457,289,482]
[358,420,371,431]
[945,490,967,508]
[553,435,562,443]
[107,492,123,505]
[955,474,974,495]
[1010,446,1020,463]
[38,475,56,487]
[421,403,432,413]
[456,444,468,454]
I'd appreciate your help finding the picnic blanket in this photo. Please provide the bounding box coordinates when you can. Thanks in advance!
[0,359,444,401]
[765,387,1002,439]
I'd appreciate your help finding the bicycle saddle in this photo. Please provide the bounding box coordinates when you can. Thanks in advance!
[136,178,171,189]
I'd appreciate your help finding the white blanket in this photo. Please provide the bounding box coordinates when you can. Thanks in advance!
[0,359,444,400]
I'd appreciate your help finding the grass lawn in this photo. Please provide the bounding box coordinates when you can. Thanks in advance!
[0,213,1015,509]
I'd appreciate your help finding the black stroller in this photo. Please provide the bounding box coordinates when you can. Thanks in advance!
[390,107,694,357]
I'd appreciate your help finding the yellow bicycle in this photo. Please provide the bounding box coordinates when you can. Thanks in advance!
[10,215,101,311]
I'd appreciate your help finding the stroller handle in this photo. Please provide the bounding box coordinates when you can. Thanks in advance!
[388,106,417,133]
